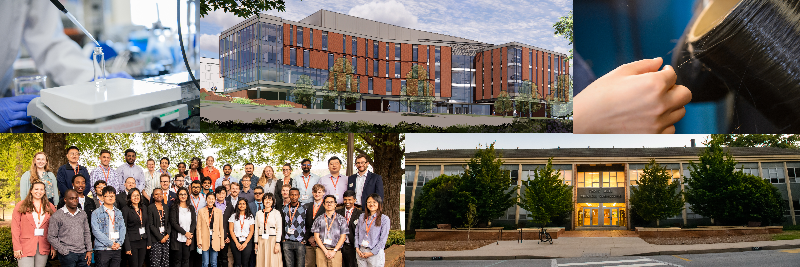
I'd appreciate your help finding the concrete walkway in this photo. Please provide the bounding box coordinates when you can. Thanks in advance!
[201,100,516,127]
[406,237,800,260]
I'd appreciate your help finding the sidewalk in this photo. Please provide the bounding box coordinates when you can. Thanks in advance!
[406,236,800,260]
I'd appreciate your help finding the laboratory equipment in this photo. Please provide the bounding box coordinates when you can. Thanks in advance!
[13,75,47,96]
[49,0,100,46]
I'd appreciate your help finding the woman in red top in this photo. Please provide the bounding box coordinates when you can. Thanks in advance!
[12,181,57,267]
[188,157,205,182]
[204,156,221,187]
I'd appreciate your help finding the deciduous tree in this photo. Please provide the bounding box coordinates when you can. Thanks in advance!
[518,158,573,228]
[629,159,684,226]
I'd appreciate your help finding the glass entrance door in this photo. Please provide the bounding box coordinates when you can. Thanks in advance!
[582,207,599,226]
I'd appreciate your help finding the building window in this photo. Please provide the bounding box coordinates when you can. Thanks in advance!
[435,47,440,63]
[289,25,293,47]
[290,48,296,66]
[365,59,370,76]
[309,29,313,49]
[297,27,303,46]
[385,62,389,77]
[352,57,357,74]
[304,50,309,67]
[322,31,328,50]
[386,79,392,94]
[788,167,800,183]
[374,60,378,77]
[395,62,400,78]
[435,81,440,94]
[352,38,357,56]
[395,44,400,60]
[368,77,373,93]
[373,42,378,59]
[763,167,786,183]
[412,45,418,61]
[343,36,346,54]
[328,53,334,70]
[529,51,533,81]
[385,43,389,60]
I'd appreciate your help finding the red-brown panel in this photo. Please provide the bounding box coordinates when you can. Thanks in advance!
[401,43,412,62]
[401,62,411,79]
[367,40,373,59]
[475,52,483,100]
[484,51,492,99]
[313,29,322,50]
[378,60,386,78]
[441,46,451,97]
[360,58,366,76]
[565,59,570,75]
[344,35,351,55]
[311,50,326,69]
[521,47,530,81]
[329,32,342,53]
[357,38,366,57]
[297,49,304,67]
[501,47,507,93]
[537,50,543,97]
[374,77,386,95]
[360,76,368,94]
[418,45,427,63]
[388,60,395,79]
[283,47,290,66]
[379,42,386,60]
[303,27,310,49]
[387,43,395,62]
[392,79,401,96]
[283,23,290,47]
[492,49,501,98]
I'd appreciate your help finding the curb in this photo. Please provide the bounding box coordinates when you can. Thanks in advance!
[405,244,800,261]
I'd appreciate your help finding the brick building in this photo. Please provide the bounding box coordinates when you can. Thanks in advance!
[219,10,569,114]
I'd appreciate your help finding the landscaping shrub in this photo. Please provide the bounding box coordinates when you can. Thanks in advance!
[0,227,14,267]
[386,230,405,248]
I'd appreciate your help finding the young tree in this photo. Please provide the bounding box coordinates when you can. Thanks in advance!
[518,158,573,229]
[291,75,316,109]
[324,58,360,110]
[737,173,785,225]
[516,80,541,118]
[629,159,684,226]
[685,143,740,225]
[494,91,513,117]
[401,65,435,113]
[464,203,478,241]
[460,143,517,226]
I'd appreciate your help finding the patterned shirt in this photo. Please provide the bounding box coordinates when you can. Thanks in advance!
[354,213,391,253]
[311,212,349,249]
[282,202,307,242]
[90,165,124,195]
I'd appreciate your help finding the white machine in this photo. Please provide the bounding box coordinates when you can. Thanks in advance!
[27,78,189,132]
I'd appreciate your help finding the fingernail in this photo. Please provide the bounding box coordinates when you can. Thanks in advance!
[663,65,672,70]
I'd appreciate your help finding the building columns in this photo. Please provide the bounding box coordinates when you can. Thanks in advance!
[515,164,522,226]
[624,163,630,230]
[680,162,687,226]
[407,165,420,231]
[784,162,796,225]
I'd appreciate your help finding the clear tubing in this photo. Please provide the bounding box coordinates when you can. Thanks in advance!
[93,47,106,89]
[65,11,100,46]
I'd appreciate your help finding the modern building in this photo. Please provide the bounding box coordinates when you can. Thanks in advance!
[218,10,569,115]
[405,144,800,230]
[200,57,223,92]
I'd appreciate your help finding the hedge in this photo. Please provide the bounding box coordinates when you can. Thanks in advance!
[386,230,405,248]
[0,227,14,267]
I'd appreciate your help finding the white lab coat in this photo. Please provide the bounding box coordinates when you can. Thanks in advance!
[0,0,93,95]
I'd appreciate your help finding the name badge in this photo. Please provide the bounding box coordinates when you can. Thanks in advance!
[361,240,369,247]
[159,226,165,233]
[301,195,309,200]
[324,238,333,246]
[34,229,44,236]
[262,233,269,239]
[287,228,295,235]
[238,236,246,243]
[139,227,146,235]
[196,248,202,254]
[110,232,120,240]
[210,230,213,236]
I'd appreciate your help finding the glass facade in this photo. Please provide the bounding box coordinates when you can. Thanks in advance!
[322,31,327,50]
[412,45,418,61]
[309,29,313,49]
[297,27,303,46]
[304,50,309,67]
[451,54,474,103]
[395,44,401,60]
[435,47,440,94]
[374,61,378,76]
[395,62,400,78]
[386,79,392,94]
[373,42,378,58]
[328,53,334,69]
[290,48,296,66]
[352,38,357,56]
[368,77,373,92]
[507,46,522,94]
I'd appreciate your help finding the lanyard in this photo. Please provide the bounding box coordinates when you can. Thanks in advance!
[345,208,353,223]
[238,215,247,235]
[323,213,336,239]
[288,204,299,223]
[100,165,110,181]
[33,203,44,229]
[158,208,164,222]
[330,175,341,190]
[263,209,271,234]
[313,202,320,218]
[364,214,376,238]
[73,165,79,176]
[135,207,143,225]
[107,209,115,228]
[302,175,311,190]
[191,196,200,210]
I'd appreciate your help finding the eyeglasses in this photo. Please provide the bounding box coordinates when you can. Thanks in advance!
[254,192,263,195]
[324,201,336,204]
[68,152,80,156]
[355,162,368,165]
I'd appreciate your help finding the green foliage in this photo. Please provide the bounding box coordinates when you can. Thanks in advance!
[707,134,800,149]
[494,91,513,117]
[518,158,573,228]
[201,117,573,133]
[460,143,517,225]
[412,174,462,229]
[0,227,13,266]
[0,134,42,204]
[386,230,405,248]
[291,75,316,108]
[325,58,361,110]
[516,80,541,118]
[685,142,785,225]
[65,134,202,174]
[231,97,259,105]
[401,65,435,113]
[629,159,684,226]
[275,104,296,108]
[552,11,573,60]
[200,0,288,18]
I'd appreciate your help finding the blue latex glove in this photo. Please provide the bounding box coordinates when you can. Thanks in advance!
[0,95,38,132]
[91,72,133,81]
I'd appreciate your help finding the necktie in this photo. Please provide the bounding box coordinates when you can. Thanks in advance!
[258,203,262,211]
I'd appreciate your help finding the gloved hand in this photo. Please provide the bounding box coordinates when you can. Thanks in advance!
[0,95,39,133]
[91,72,133,81]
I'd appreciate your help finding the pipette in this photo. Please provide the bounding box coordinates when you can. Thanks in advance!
[48,0,100,47]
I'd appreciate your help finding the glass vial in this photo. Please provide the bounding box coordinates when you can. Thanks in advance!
[93,47,107,89]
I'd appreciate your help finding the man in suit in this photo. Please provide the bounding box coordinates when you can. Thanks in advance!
[157,173,177,207]
[336,190,362,267]
[248,186,266,215]
[92,180,107,207]
[302,184,326,267]
[346,154,384,209]
[115,177,148,209]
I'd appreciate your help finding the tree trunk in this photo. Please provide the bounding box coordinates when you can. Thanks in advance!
[363,133,404,230]
[44,134,68,171]
[656,219,660,227]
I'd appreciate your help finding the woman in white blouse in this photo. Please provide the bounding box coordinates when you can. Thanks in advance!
[255,192,282,267]
[170,187,196,267]
[228,198,255,267]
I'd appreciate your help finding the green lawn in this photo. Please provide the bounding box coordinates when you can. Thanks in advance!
[772,230,800,240]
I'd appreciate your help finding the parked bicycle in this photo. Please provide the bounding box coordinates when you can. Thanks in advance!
[538,227,553,244]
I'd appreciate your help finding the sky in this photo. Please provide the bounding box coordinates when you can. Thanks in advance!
[198,0,573,64]
[405,134,712,153]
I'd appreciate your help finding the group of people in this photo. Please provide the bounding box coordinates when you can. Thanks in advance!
[12,146,390,267]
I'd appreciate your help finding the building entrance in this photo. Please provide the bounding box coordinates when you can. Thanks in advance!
[578,203,626,227]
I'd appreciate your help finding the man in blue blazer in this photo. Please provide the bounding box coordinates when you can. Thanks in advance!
[346,154,384,209]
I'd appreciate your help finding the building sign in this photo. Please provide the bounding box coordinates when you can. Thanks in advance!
[576,188,624,203]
